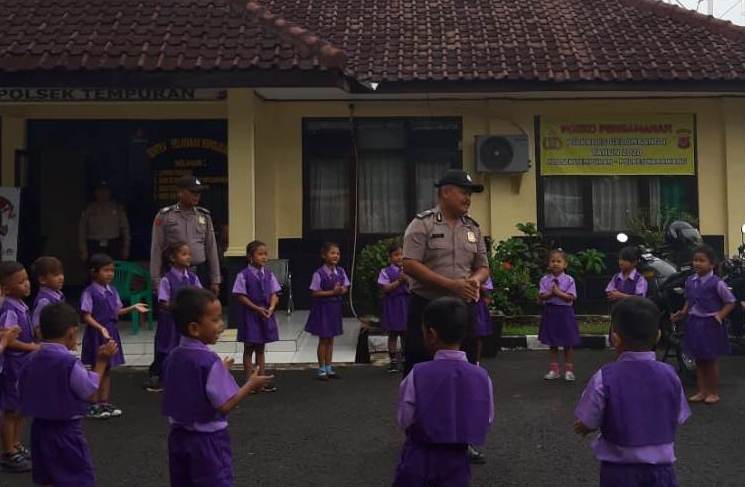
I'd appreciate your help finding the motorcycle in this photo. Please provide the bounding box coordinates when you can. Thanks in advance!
[719,223,745,354]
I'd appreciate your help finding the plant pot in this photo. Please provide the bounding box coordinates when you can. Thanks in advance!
[481,313,505,358]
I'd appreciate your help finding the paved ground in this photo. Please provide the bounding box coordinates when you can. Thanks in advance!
[5,350,745,487]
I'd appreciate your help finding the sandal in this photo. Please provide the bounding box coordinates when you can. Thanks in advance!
[704,395,720,405]
[688,393,706,403]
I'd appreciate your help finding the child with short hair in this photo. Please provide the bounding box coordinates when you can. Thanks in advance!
[305,242,349,381]
[378,243,409,373]
[233,240,281,391]
[473,277,494,365]
[393,297,493,487]
[575,297,690,487]
[144,242,201,392]
[20,302,118,487]
[162,287,273,487]
[31,256,66,335]
[81,254,148,418]
[0,261,37,472]
[671,245,735,405]
[606,246,648,302]
[538,249,580,381]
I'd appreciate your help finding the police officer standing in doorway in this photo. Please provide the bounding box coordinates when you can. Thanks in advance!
[79,180,131,261]
[150,175,221,294]
[402,168,490,464]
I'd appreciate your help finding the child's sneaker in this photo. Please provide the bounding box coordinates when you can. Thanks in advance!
[317,370,329,381]
[14,444,30,459]
[87,404,111,419]
[543,370,561,380]
[326,366,341,379]
[387,362,398,374]
[143,376,163,392]
[1,451,32,472]
[564,371,576,382]
[262,384,278,393]
[103,403,123,417]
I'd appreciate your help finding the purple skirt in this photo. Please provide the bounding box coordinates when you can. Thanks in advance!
[393,439,470,487]
[304,300,343,338]
[81,321,125,367]
[168,427,233,487]
[0,353,29,410]
[382,293,409,332]
[683,315,731,360]
[31,419,95,487]
[600,462,678,487]
[539,304,580,347]
[474,300,493,338]
[156,311,181,355]
[237,310,279,344]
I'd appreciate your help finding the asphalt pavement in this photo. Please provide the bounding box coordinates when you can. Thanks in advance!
[4,350,745,487]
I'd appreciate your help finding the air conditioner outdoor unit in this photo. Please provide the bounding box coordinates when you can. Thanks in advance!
[475,135,529,174]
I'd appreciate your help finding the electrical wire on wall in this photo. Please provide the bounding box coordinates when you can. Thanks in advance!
[347,103,360,318]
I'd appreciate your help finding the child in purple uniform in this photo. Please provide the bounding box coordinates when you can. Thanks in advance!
[378,244,409,373]
[81,254,149,419]
[305,242,349,381]
[20,302,118,487]
[145,242,201,392]
[31,256,66,337]
[606,246,648,302]
[394,297,493,487]
[473,277,494,365]
[233,240,281,391]
[162,287,272,487]
[0,262,38,472]
[538,250,580,381]
[575,297,690,487]
[671,245,735,405]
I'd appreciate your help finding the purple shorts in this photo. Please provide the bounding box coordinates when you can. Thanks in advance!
[31,419,95,487]
[393,440,470,487]
[168,427,233,487]
[600,462,678,487]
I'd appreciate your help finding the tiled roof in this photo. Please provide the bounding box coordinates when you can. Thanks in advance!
[2,0,745,86]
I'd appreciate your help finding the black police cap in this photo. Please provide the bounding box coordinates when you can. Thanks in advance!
[434,169,484,193]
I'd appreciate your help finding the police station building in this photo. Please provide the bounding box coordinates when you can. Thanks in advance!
[2,0,745,307]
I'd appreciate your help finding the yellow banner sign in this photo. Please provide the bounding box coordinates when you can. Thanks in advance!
[539,115,695,176]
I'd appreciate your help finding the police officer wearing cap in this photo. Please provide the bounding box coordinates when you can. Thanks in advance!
[402,168,490,463]
[79,180,131,261]
[150,175,221,294]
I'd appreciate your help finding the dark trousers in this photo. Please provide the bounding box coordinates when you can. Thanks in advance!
[192,262,211,289]
[148,351,169,378]
[403,294,477,376]
[87,238,123,260]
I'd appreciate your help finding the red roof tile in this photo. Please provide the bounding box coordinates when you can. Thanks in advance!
[2,0,745,86]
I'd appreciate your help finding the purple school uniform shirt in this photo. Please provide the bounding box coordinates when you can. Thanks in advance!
[232,266,281,296]
[309,265,350,291]
[37,342,100,414]
[575,352,691,464]
[605,269,648,296]
[397,349,495,430]
[539,273,576,306]
[167,337,240,433]
[0,297,31,365]
[32,288,65,328]
[687,271,735,317]
[158,268,202,302]
[80,283,123,315]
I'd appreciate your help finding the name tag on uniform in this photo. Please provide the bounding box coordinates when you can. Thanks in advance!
[198,216,206,225]
[467,231,477,243]
[431,233,445,239]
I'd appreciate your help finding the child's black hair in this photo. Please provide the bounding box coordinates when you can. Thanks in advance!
[161,241,190,275]
[0,261,25,287]
[611,296,660,350]
[618,246,640,263]
[88,254,114,274]
[388,242,403,256]
[422,296,469,345]
[692,244,718,267]
[32,256,64,280]
[321,242,340,255]
[246,240,267,260]
[548,248,567,263]
[173,287,218,336]
[40,302,79,340]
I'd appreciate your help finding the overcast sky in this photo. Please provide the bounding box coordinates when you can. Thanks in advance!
[667,0,745,25]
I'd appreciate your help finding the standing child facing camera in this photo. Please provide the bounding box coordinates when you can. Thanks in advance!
[378,243,409,373]
[393,297,493,487]
[31,256,66,337]
[305,242,349,381]
[20,303,118,487]
[606,246,647,302]
[162,287,272,487]
[576,297,690,487]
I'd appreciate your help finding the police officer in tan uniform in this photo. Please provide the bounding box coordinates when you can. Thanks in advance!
[402,169,490,463]
[150,175,221,294]
[78,180,131,261]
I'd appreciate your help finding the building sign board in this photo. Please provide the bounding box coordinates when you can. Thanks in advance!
[0,88,225,102]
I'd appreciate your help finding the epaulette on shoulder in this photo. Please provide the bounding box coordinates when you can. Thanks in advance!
[196,206,211,215]
[464,214,480,227]
[159,205,176,214]
[415,209,434,219]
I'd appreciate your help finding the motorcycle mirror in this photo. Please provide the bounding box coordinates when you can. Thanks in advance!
[616,232,629,243]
